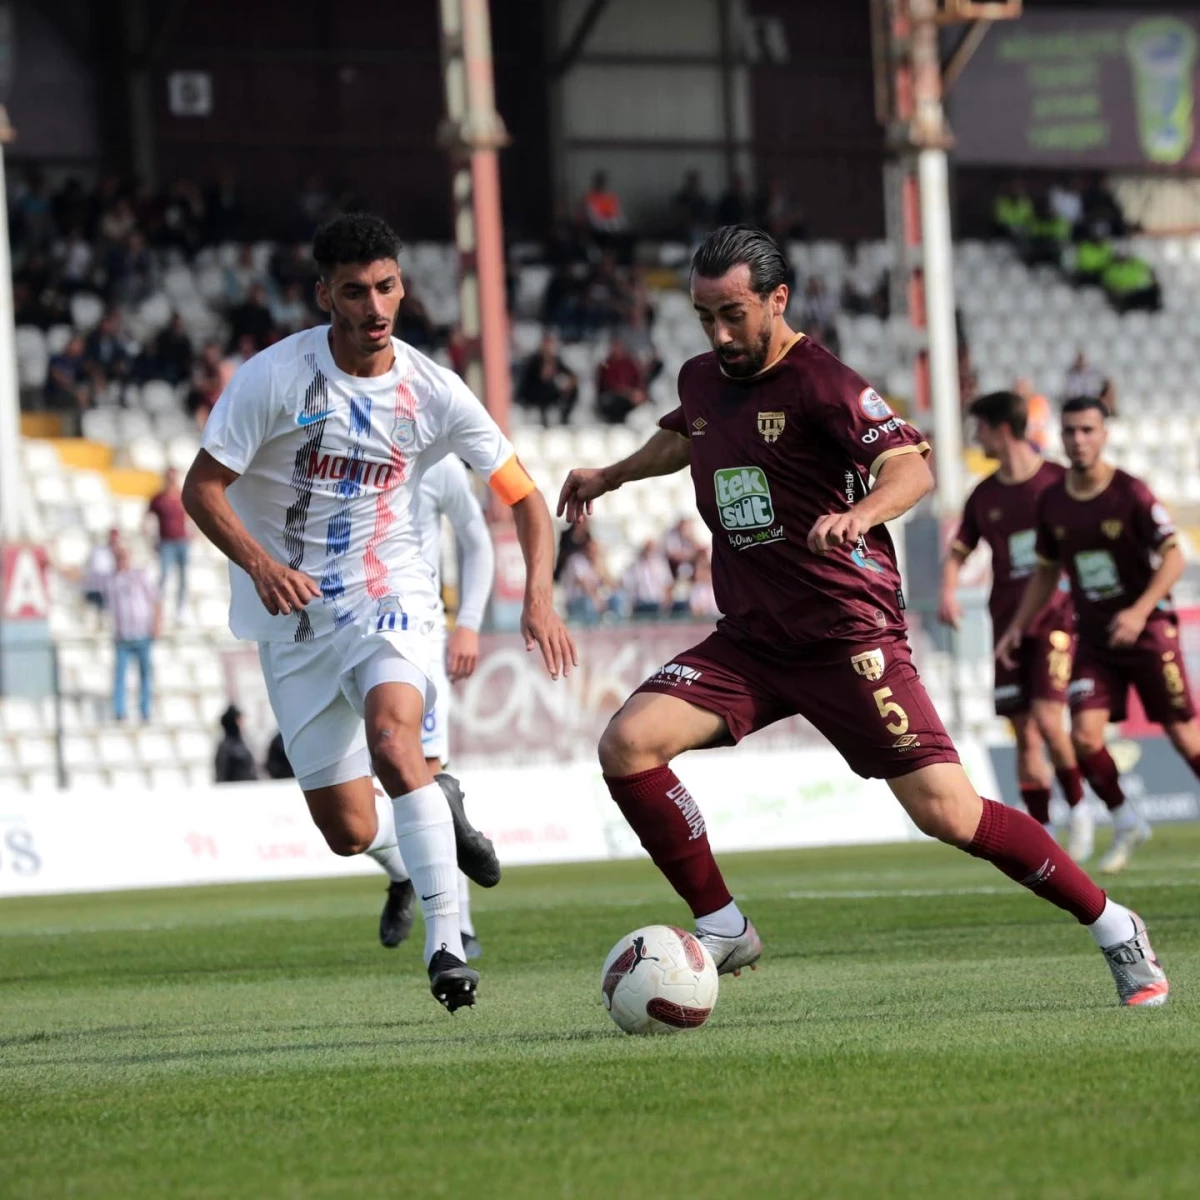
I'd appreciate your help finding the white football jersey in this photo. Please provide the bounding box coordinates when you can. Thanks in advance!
[201,327,513,643]
[415,456,495,632]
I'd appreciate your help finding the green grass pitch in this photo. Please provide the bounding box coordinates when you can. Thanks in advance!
[3,827,1200,1199]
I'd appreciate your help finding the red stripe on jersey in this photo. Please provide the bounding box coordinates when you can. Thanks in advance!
[363,379,417,600]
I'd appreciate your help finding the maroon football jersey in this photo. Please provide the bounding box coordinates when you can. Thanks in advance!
[953,459,1073,638]
[659,335,929,649]
[1036,467,1178,645]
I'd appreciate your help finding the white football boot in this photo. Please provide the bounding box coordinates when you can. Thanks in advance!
[695,919,762,977]
[1096,807,1152,874]
[1067,804,1095,864]
[1100,911,1169,1007]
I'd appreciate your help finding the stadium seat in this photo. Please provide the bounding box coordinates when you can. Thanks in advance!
[45,324,74,355]
[69,292,105,332]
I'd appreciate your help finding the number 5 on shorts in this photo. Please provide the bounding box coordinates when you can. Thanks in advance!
[872,686,909,736]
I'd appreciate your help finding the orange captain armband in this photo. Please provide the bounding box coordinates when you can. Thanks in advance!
[489,453,538,506]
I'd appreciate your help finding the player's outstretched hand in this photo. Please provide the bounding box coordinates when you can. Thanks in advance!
[1108,607,1147,649]
[446,626,481,682]
[557,467,611,525]
[522,593,578,681]
[937,592,962,630]
[995,624,1023,670]
[251,558,321,616]
[807,512,864,556]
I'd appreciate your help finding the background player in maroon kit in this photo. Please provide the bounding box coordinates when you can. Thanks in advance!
[1000,397,1200,875]
[939,391,1090,860]
[559,226,1168,1008]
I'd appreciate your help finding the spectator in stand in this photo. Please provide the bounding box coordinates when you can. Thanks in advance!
[1071,225,1113,286]
[1102,250,1161,315]
[296,174,331,235]
[215,705,258,784]
[14,168,55,248]
[1019,196,1071,268]
[688,554,720,619]
[622,539,674,618]
[541,262,586,337]
[1014,377,1052,454]
[204,169,244,242]
[663,517,701,580]
[596,335,648,425]
[756,178,807,243]
[15,248,54,298]
[517,330,579,427]
[186,340,227,427]
[271,243,320,302]
[81,528,121,622]
[669,170,711,242]
[265,730,295,779]
[579,171,628,248]
[13,279,63,330]
[1050,176,1085,235]
[228,282,275,352]
[45,334,91,412]
[98,198,137,249]
[145,313,194,385]
[56,225,94,294]
[83,308,133,395]
[148,467,190,622]
[554,522,592,583]
[159,179,205,258]
[581,251,630,331]
[270,281,310,335]
[1063,351,1117,416]
[222,243,259,307]
[109,231,156,305]
[801,276,840,354]
[225,333,260,373]
[1082,175,1127,237]
[714,172,751,227]
[993,180,1034,241]
[109,545,159,723]
[563,538,620,625]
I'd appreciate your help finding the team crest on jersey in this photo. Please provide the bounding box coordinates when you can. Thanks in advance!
[851,648,885,681]
[858,388,893,422]
[988,508,1003,522]
[1054,526,1066,540]
[757,411,786,443]
[1102,519,1123,540]
[391,416,417,449]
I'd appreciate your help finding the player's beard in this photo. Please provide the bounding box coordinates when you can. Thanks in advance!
[717,316,773,379]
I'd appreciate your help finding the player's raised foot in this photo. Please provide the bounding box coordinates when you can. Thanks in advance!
[462,932,482,960]
[1101,911,1169,1007]
[436,772,501,888]
[428,945,479,1012]
[695,919,762,977]
[1096,814,1152,874]
[1067,804,1095,864]
[379,879,415,948]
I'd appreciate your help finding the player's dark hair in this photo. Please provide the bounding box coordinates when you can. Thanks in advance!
[1062,395,1110,421]
[691,224,788,297]
[968,391,1028,439]
[312,213,401,277]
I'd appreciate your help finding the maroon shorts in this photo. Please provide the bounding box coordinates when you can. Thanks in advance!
[1069,624,1196,725]
[634,630,959,780]
[993,627,1074,717]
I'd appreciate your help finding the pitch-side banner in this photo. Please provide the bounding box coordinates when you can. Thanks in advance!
[949,10,1200,167]
[0,743,999,897]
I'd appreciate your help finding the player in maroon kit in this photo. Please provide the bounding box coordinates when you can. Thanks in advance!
[999,396,1200,876]
[939,391,1091,860]
[560,226,1167,1007]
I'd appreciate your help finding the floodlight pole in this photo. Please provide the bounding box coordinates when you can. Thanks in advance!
[0,104,24,542]
[438,0,512,435]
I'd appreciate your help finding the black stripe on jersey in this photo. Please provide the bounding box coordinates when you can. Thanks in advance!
[282,354,329,572]
[294,610,314,643]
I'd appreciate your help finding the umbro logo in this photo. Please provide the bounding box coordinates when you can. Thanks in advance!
[692,417,707,436]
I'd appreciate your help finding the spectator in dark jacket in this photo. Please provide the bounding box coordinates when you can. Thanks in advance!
[215,705,257,783]
[265,731,295,780]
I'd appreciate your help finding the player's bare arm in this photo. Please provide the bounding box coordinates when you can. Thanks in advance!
[1109,542,1185,648]
[996,561,1060,668]
[807,450,933,555]
[182,449,320,616]
[511,489,578,680]
[557,429,691,524]
[938,546,969,629]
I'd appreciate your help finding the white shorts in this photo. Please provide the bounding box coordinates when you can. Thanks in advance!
[421,625,451,763]
[258,611,438,790]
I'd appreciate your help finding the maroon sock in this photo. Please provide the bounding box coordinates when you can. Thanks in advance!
[1078,748,1126,811]
[1187,754,1200,781]
[605,767,732,918]
[1020,785,1052,826]
[968,798,1106,924]
[1055,765,1084,808]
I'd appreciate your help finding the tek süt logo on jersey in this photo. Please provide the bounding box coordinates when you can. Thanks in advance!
[714,467,785,549]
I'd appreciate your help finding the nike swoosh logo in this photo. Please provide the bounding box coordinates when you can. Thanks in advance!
[296,410,331,427]
[421,892,445,902]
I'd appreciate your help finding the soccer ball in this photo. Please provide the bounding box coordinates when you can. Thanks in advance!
[600,924,719,1035]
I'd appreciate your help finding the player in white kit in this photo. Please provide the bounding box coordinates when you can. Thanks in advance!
[378,453,495,959]
[183,214,574,1012]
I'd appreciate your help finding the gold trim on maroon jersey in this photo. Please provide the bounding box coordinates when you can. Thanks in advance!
[868,441,930,481]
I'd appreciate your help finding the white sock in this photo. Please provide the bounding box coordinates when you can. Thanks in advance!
[458,872,474,937]
[1087,898,1137,949]
[695,898,745,939]
[365,792,409,884]
[391,782,464,964]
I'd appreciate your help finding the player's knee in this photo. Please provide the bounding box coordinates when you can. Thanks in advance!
[1071,727,1104,759]
[368,725,426,793]
[318,819,374,857]
[598,714,663,777]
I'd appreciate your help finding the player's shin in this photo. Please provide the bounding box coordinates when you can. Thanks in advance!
[604,766,738,927]
[1019,785,1052,827]
[1077,748,1128,812]
[967,797,1106,924]
[366,789,410,883]
[391,782,465,963]
[1055,765,1084,807]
